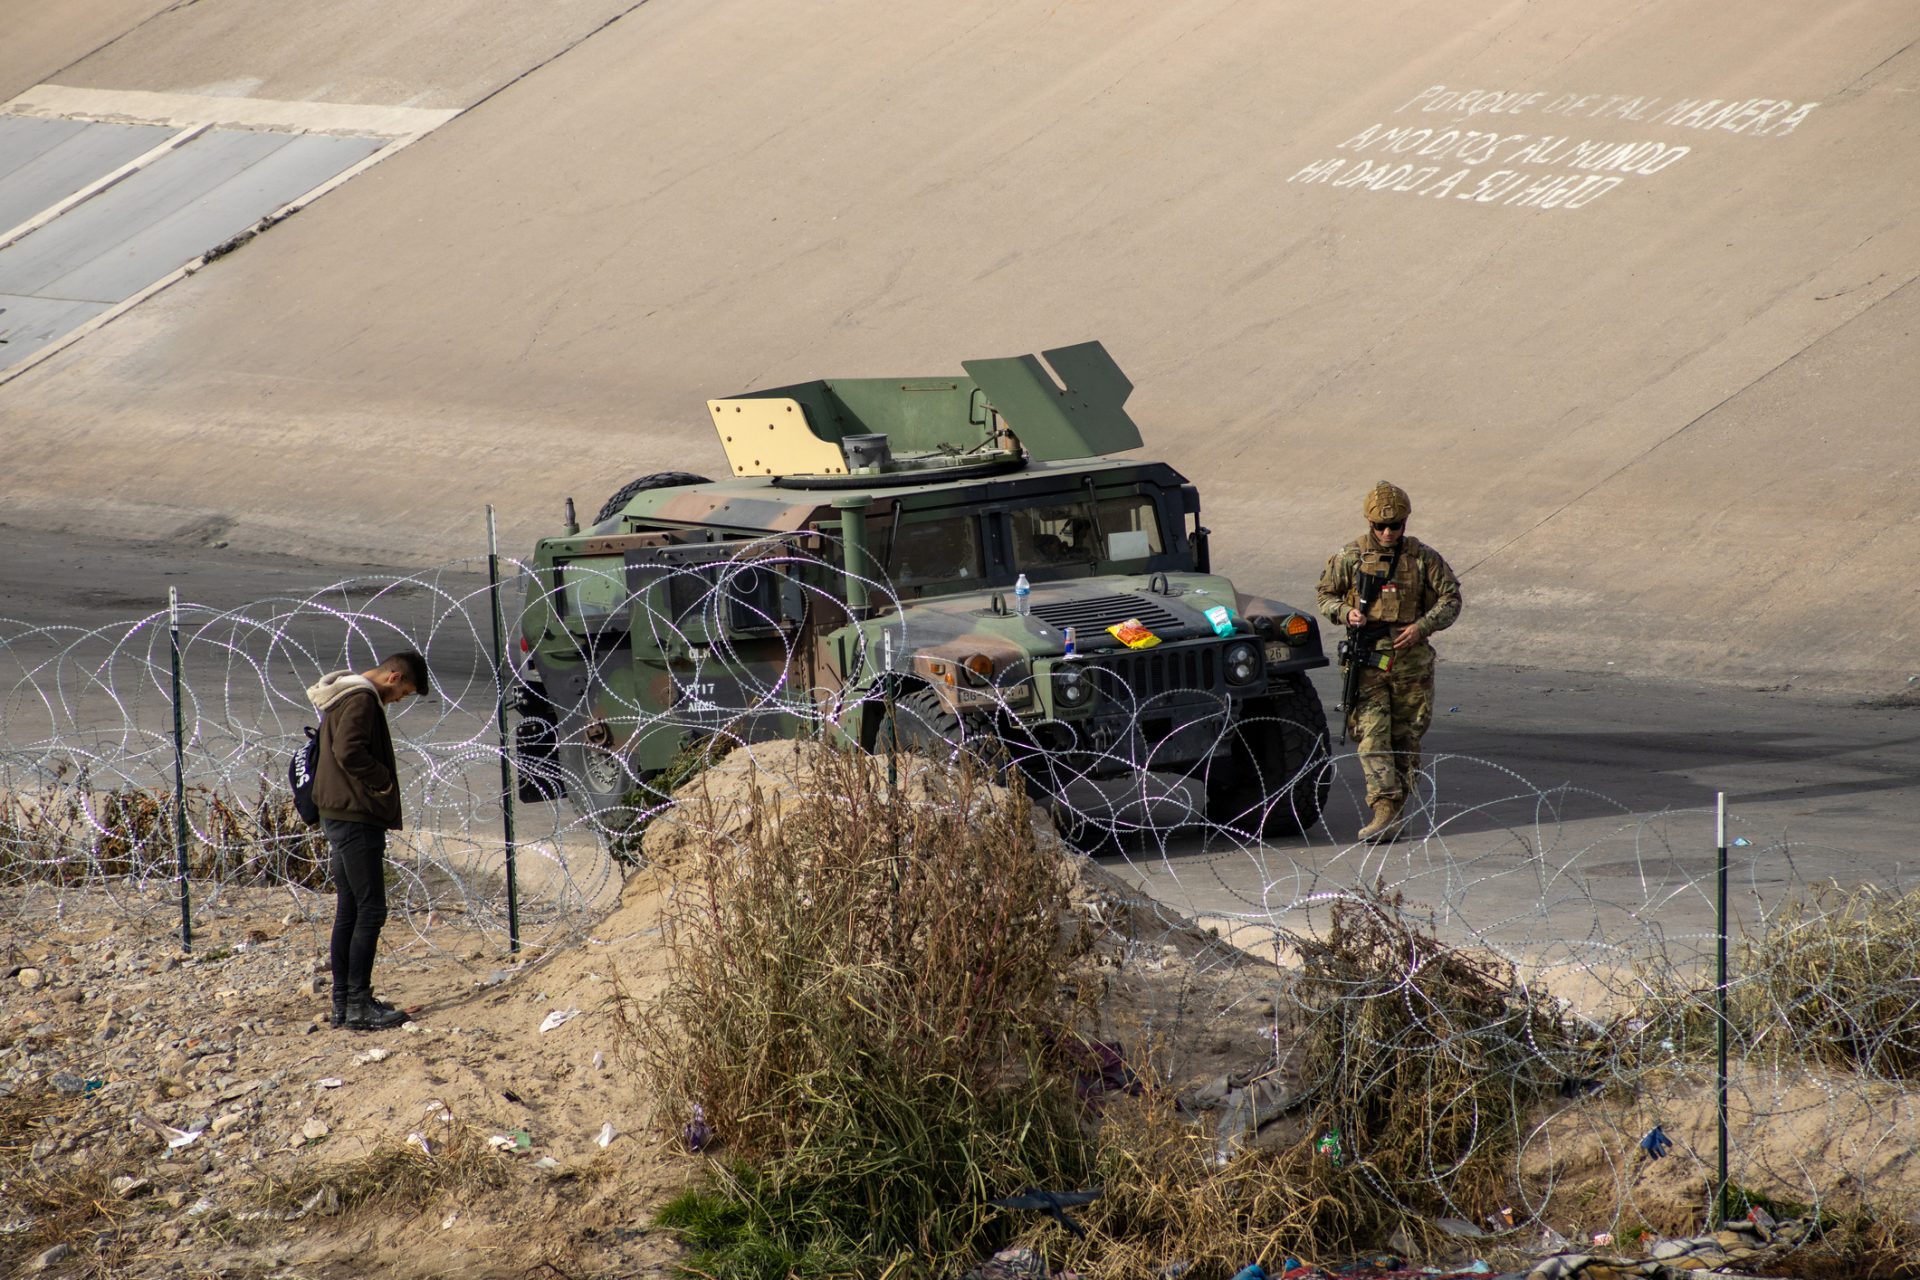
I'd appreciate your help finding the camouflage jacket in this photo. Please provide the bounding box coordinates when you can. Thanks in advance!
[1316,532,1462,643]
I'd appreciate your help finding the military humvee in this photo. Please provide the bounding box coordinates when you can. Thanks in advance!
[512,342,1331,839]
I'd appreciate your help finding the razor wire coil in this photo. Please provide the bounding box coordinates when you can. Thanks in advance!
[3,546,1919,1249]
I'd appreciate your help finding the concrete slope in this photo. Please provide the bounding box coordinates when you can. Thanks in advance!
[0,0,1914,690]
[0,0,177,100]
[47,0,649,109]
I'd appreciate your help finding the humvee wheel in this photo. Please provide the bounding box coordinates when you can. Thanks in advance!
[875,687,972,767]
[593,471,714,525]
[557,737,654,834]
[1206,673,1331,838]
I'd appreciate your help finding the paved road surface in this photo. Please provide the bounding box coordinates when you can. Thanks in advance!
[5,524,1916,966]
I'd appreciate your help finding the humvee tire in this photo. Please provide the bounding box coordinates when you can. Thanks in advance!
[559,732,649,831]
[874,687,984,768]
[593,472,713,525]
[1206,672,1330,838]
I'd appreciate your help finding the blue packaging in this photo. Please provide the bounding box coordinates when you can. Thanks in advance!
[1204,604,1235,637]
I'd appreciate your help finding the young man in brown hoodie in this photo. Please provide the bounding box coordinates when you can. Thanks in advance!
[307,651,429,1031]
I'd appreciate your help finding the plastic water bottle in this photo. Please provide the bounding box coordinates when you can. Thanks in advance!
[1014,573,1031,616]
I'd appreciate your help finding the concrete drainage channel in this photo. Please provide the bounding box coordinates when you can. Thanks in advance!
[0,85,456,380]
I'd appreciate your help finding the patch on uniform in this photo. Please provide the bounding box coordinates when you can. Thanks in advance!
[1107,618,1161,649]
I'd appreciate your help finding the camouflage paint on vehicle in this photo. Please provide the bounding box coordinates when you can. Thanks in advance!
[514,343,1333,835]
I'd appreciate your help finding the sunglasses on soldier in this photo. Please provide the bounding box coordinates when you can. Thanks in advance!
[1371,520,1404,532]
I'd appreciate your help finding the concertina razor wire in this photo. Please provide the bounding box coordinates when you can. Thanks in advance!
[3,540,1918,1247]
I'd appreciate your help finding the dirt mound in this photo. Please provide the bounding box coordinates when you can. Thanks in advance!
[0,743,1286,1278]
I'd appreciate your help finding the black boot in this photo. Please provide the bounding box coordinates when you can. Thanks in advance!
[341,985,408,1031]
[332,989,399,1028]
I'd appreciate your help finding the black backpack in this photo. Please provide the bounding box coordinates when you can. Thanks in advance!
[289,725,321,826]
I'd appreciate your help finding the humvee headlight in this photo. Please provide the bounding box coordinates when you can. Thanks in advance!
[1053,665,1092,708]
[1224,640,1261,685]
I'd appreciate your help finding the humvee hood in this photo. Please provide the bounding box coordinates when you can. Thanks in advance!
[307,671,379,712]
[900,576,1244,651]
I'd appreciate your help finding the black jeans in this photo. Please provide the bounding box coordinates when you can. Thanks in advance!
[323,818,389,995]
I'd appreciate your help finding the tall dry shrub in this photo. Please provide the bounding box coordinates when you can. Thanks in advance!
[635,744,1088,1272]
[1290,887,1572,1221]
[1642,883,1920,1079]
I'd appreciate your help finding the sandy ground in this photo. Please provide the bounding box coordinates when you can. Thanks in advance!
[6,741,1917,1279]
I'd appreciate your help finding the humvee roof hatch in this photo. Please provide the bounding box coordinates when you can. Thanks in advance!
[709,340,1143,484]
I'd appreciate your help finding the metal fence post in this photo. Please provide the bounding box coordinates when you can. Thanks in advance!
[169,587,192,952]
[487,506,521,954]
[1716,790,1729,1224]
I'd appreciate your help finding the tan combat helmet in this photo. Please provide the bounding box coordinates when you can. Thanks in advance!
[1363,480,1412,523]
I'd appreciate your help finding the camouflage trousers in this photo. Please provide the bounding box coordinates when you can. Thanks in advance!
[1345,640,1435,807]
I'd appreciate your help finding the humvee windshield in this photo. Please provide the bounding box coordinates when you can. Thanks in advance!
[867,514,984,586]
[1011,495,1163,572]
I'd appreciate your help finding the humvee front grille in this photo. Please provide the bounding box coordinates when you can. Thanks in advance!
[1084,644,1221,701]
[1030,594,1182,634]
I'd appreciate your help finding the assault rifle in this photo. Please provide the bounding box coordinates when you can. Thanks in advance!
[1336,551,1400,745]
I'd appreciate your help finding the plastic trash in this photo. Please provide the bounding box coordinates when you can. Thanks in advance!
[1228,1266,1267,1280]
[1448,705,1461,713]
[1640,1124,1673,1159]
[1436,1217,1485,1238]
[135,1114,203,1150]
[1314,1128,1342,1165]
[1732,836,1752,847]
[316,1077,343,1089]
[407,1132,431,1155]
[596,1122,615,1148]
[539,1008,580,1033]
[683,1103,712,1152]
[1014,573,1031,616]
[1204,604,1235,637]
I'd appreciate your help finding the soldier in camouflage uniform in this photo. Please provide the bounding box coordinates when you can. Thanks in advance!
[1316,481,1462,842]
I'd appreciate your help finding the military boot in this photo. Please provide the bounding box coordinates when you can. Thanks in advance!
[332,988,400,1028]
[341,985,408,1031]
[1356,797,1404,843]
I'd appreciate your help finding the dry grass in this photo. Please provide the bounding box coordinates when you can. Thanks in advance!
[1046,888,1581,1275]
[1736,884,1920,1078]
[1637,883,1920,1079]
[0,776,327,887]
[1290,887,1575,1221]
[248,1121,511,1223]
[0,1083,129,1257]
[1070,1083,1362,1277]
[628,744,1089,1277]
